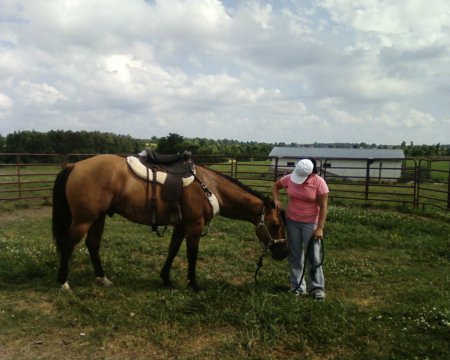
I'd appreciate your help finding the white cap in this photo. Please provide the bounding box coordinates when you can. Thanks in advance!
[290,159,313,184]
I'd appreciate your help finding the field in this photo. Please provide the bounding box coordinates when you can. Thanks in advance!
[0,202,449,359]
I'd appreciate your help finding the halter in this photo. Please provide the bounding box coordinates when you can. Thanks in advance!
[254,207,287,283]
[256,207,287,249]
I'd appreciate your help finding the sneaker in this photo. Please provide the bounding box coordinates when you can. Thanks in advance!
[311,289,326,301]
[288,288,307,296]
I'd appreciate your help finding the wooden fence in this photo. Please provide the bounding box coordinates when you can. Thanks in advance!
[1,153,449,211]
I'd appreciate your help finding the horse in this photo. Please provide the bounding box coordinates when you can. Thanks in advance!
[52,154,288,292]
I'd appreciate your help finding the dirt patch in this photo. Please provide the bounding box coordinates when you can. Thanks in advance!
[0,206,51,228]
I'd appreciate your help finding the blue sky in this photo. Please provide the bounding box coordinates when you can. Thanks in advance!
[1,0,449,144]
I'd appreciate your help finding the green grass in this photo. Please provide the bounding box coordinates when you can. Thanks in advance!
[0,204,449,359]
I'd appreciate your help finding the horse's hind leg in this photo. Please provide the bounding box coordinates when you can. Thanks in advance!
[57,222,90,291]
[85,216,113,287]
[160,224,186,287]
[57,239,75,290]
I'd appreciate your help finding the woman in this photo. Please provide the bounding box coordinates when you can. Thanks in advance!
[272,158,329,300]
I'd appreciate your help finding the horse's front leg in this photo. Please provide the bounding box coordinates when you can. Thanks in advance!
[160,224,185,287]
[186,226,204,292]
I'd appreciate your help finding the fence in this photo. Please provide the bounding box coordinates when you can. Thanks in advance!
[1,153,449,211]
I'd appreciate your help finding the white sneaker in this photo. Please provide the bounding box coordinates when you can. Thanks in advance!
[311,289,326,301]
[288,288,307,296]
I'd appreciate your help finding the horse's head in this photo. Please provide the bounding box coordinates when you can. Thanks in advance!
[255,205,289,261]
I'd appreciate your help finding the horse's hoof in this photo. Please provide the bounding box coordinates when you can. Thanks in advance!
[160,273,172,287]
[61,281,73,294]
[96,276,114,287]
[188,283,206,292]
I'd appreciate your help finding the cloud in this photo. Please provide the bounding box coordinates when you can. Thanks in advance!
[0,0,449,144]
[0,93,13,121]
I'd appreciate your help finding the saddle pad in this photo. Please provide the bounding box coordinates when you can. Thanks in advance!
[207,193,220,216]
[126,156,194,187]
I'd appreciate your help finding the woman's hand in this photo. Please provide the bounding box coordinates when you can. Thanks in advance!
[274,199,283,210]
[314,227,324,240]
[271,181,283,210]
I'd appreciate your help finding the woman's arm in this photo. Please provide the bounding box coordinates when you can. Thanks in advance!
[314,192,328,240]
[271,181,283,210]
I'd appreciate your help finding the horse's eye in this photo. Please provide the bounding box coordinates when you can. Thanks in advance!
[271,224,280,231]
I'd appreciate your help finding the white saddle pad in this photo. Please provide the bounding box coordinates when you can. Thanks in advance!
[126,156,194,187]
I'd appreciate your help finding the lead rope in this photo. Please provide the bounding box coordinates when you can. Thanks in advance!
[254,208,287,283]
[254,248,267,284]
[291,236,325,293]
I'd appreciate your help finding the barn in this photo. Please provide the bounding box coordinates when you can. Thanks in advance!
[268,147,405,182]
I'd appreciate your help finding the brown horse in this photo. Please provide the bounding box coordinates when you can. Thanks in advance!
[52,154,288,292]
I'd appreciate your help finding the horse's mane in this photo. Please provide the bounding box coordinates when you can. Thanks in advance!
[199,164,274,208]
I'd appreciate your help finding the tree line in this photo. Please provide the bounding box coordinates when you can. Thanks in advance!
[0,131,273,162]
[0,130,449,162]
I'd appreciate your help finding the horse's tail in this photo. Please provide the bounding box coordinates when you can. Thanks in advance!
[52,166,74,253]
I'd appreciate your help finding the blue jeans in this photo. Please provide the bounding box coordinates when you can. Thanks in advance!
[286,219,325,293]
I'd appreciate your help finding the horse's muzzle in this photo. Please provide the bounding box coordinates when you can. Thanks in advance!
[271,243,289,260]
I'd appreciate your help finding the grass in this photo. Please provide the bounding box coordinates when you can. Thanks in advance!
[0,203,449,359]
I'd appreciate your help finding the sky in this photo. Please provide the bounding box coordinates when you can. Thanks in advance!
[1,0,450,145]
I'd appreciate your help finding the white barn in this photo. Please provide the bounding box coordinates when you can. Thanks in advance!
[268,147,405,182]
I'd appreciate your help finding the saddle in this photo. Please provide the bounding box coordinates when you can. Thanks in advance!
[128,149,195,231]
[141,149,193,173]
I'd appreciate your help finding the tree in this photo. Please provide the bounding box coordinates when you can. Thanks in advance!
[0,134,5,151]
[157,133,186,154]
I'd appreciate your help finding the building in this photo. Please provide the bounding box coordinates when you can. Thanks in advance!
[268,147,405,182]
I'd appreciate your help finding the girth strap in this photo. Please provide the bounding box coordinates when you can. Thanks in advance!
[151,167,158,232]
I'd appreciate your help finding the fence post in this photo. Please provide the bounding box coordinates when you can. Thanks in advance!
[365,159,372,201]
[272,157,279,181]
[16,154,23,199]
[413,159,419,208]
[63,154,69,168]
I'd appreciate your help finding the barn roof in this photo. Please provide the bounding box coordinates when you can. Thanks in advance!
[268,147,405,159]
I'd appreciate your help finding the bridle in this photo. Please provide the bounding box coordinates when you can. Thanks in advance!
[254,207,287,283]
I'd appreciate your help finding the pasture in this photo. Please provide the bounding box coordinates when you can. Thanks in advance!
[0,203,449,359]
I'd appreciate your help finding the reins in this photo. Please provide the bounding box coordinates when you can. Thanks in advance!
[254,207,287,283]
[254,228,325,287]
[291,235,325,292]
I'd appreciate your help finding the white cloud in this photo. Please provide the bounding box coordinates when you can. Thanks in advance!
[17,81,66,106]
[0,0,449,144]
[319,0,450,48]
[0,93,13,110]
[403,109,435,128]
[0,92,13,121]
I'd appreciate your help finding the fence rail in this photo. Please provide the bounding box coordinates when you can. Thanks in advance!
[1,153,449,211]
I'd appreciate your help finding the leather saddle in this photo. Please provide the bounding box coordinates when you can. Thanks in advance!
[141,149,193,174]
[137,149,194,229]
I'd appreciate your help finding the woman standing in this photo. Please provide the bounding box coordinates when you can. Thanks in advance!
[272,158,329,300]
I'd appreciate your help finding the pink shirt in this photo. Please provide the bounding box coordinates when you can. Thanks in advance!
[279,173,329,223]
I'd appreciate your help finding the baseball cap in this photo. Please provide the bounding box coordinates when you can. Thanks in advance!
[290,159,313,184]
